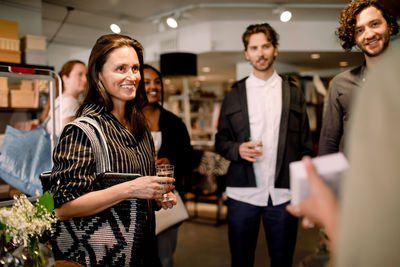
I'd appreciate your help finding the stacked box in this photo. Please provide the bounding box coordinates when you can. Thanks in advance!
[9,79,38,108]
[10,80,33,91]
[21,35,46,51]
[0,49,21,63]
[0,37,20,51]
[0,77,7,90]
[0,91,8,107]
[0,19,18,39]
[22,49,46,65]
[21,34,47,65]
[0,77,8,107]
[10,89,36,108]
[0,19,20,64]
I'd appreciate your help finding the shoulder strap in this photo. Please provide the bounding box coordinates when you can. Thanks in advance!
[69,117,111,173]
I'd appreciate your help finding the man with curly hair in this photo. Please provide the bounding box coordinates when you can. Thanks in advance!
[318,0,398,155]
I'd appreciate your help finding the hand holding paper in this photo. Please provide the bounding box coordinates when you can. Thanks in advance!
[286,154,347,245]
[289,152,349,205]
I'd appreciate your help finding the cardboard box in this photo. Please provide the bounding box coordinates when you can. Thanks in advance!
[22,49,46,65]
[0,37,20,51]
[0,134,5,153]
[10,89,36,108]
[0,90,8,107]
[0,77,8,91]
[10,80,33,91]
[0,19,18,39]
[0,49,21,64]
[0,184,11,199]
[21,34,46,51]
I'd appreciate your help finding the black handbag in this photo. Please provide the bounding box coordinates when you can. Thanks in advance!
[40,116,141,192]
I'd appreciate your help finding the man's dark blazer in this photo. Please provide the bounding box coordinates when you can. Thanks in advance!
[215,75,314,189]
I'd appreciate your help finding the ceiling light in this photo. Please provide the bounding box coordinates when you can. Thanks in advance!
[339,61,349,67]
[280,10,292,22]
[166,17,178,28]
[110,23,121,34]
[198,75,206,81]
[311,53,320,59]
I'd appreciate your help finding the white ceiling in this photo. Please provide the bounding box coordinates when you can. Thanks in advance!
[41,0,364,87]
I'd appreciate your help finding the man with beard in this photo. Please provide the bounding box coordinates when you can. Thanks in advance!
[215,23,314,267]
[318,0,399,155]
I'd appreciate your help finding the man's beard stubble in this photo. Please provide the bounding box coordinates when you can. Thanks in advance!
[252,55,276,72]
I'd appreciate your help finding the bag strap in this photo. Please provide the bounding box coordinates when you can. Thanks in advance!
[68,117,111,173]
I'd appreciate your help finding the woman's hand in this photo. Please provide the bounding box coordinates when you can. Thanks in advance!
[122,176,175,200]
[55,176,175,220]
[156,191,178,209]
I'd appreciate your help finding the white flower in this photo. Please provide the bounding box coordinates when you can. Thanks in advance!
[0,194,58,244]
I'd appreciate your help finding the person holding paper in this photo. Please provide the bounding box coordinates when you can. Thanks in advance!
[215,23,313,267]
[287,33,400,266]
[318,0,398,155]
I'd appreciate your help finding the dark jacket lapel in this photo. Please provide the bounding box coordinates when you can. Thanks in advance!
[237,79,250,140]
[275,77,290,181]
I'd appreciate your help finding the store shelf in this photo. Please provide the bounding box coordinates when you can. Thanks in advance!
[0,63,58,200]
[167,92,222,149]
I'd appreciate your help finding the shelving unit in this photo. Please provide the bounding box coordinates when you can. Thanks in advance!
[167,93,223,149]
[0,63,58,200]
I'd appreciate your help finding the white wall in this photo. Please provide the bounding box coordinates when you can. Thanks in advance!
[0,0,42,36]
[1,2,344,76]
[47,43,91,72]
[141,19,343,63]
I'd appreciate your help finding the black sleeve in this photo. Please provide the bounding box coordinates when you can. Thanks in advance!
[215,93,242,162]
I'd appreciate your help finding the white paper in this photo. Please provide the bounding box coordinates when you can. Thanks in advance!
[290,152,349,205]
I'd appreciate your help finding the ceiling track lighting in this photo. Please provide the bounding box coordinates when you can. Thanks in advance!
[272,6,292,23]
[280,10,292,22]
[110,23,121,33]
[166,16,178,29]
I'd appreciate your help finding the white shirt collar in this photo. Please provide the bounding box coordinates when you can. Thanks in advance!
[247,70,280,89]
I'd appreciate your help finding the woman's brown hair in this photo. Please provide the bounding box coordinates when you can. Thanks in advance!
[77,34,148,140]
[41,60,86,121]
[59,60,86,92]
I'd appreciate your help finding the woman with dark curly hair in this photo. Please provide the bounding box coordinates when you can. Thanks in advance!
[319,0,399,156]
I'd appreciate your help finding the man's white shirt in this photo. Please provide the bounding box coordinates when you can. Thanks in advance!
[226,71,292,206]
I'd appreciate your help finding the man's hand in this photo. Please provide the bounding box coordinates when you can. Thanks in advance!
[239,141,263,162]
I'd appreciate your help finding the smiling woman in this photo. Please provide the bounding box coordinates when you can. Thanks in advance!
[99,46,141,111]
[48,34,177,266]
